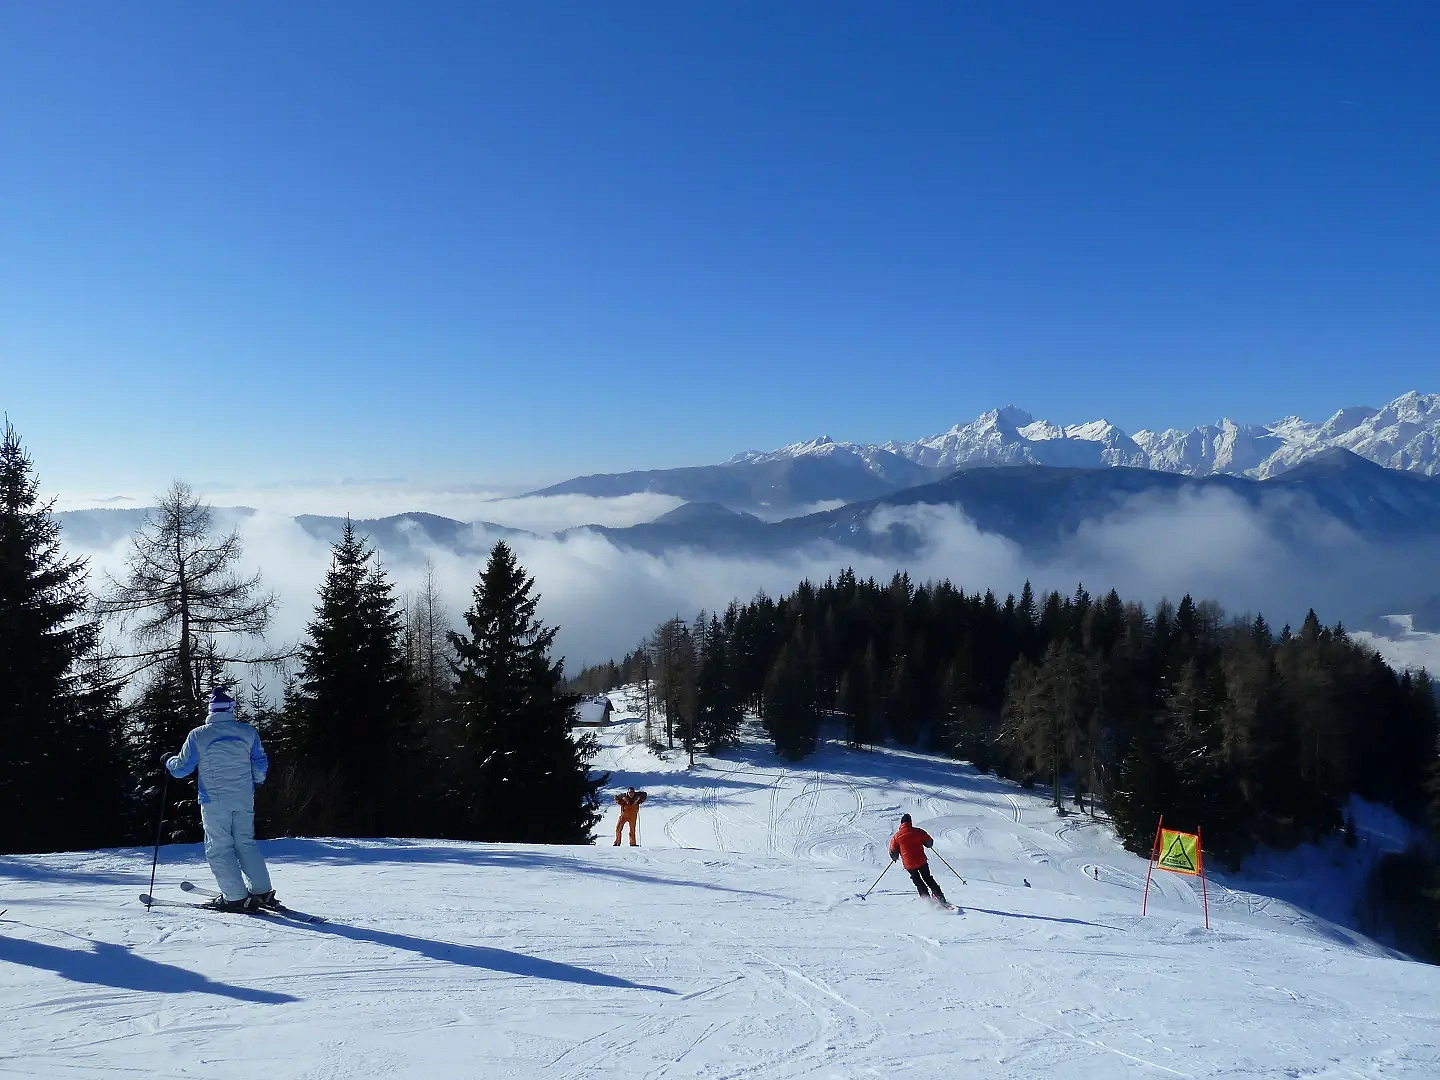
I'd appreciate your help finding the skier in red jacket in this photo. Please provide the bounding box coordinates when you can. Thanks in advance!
[889,814,948,905]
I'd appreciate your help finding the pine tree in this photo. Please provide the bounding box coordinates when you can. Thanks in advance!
[286,520,422,837]
[129,657,206,843]
[449,541,605,842]
[940,650,998,773]
[0,423,128,853]
[695,614,742,753]
[763,632,819,761]
[885,655,919,745]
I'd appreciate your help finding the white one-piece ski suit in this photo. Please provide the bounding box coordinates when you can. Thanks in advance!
[166,690,273,902]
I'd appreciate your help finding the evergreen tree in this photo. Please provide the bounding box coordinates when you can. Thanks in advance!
[885,655,918,745]
[695,615,742,753]
[449,541,605,842]
[285,520,422,837]
[940,649,999,773]
[763,632,819,761]
[0,423,127,853]
[129,657,206,844]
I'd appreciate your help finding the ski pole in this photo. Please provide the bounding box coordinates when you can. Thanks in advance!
[145,769,170,910]
[859,859,893,899]
[931,849,967,886]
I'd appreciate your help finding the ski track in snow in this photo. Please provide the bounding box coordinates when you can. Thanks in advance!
[3,705,1439,1078]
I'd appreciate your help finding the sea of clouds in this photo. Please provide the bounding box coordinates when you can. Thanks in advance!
[59,482,1440,679]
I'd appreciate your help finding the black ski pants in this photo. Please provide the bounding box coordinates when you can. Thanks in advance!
[907,863,945,900]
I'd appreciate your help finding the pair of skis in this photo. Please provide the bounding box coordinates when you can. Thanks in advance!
[139,881,326,924]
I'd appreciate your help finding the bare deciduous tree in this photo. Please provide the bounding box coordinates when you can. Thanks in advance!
[403,558,455,721]
[98,481,281,702]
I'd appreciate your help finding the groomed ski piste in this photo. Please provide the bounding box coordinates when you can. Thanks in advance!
[4,694,1439,1078]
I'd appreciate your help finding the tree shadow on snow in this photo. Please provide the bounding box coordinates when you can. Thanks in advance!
[965,906,1124,931]
[0,859,147,888]
[272,919,675,994]
[264,840,788,902]
[0,933,296,1004]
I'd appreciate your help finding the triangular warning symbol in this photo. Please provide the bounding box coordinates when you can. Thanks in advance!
[1160,834,1196,872]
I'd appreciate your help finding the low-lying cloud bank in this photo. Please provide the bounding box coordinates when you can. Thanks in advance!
[64,487,1439,677]
[55,483,685,532]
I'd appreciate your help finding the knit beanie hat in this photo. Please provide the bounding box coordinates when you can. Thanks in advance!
[209,686,235,713]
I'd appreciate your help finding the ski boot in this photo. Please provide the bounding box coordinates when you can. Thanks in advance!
[204,895,254,914]
[248,890,281,912]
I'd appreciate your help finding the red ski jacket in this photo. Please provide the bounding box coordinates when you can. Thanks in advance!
[889,823,934,870]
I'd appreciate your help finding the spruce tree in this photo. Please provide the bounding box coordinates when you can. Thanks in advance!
[0,423,127,854]
[286,520,422,837]
[763,633,819,761]
[449,541,605,842]
[885,656,918,745]
[129,657,206,843]
[695,614,742,752]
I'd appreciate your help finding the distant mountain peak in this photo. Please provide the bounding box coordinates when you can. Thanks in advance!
[760,390,1440,480]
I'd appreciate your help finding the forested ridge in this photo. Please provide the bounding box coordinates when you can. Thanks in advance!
[574,569,1440,957]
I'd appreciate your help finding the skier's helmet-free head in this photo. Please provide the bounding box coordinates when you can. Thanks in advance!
[900,813,912,826]
[208,686,235,713]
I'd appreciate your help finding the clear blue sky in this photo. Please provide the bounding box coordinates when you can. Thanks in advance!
[3,3,1438,494]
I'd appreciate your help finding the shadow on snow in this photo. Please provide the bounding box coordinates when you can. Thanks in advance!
[259,839,789,902]
[265,918,675,994]
[0,931,297,1004]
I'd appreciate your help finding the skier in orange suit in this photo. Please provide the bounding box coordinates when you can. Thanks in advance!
[614,787,648,846]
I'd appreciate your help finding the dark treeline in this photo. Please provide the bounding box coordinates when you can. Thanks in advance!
[572,567,1440,958]
[1,424,604,856]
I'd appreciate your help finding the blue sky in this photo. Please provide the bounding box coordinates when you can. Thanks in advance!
[3,4,1438,495]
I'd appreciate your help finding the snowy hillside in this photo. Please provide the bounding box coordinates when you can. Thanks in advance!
[4,706,1439,1078]
[1353,614,1440,675]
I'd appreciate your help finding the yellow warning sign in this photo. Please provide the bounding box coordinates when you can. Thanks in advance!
[1156,829,1200,875]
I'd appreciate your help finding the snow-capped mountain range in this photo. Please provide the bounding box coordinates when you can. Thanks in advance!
[730,390,1440,479]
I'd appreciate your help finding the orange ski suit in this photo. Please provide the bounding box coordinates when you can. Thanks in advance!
[614,790,648,846]
[889,822,934,870]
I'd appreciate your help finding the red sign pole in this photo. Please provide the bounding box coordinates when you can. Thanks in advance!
[1141,815,1163,917]
[1197,825,1209,930]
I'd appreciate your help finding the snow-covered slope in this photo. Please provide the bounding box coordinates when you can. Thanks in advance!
[784,390,1440,479]
[884,407,1150,471]
[1353,614,1440,675]
[724,435,929,487]
[4,707,1438,1078]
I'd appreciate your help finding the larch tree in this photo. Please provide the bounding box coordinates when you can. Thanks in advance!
[98,482,279,704]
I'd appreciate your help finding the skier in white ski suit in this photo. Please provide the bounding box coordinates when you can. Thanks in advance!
[165,686,276,911]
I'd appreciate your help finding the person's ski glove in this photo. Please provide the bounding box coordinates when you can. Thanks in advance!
[890,852,899,862]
